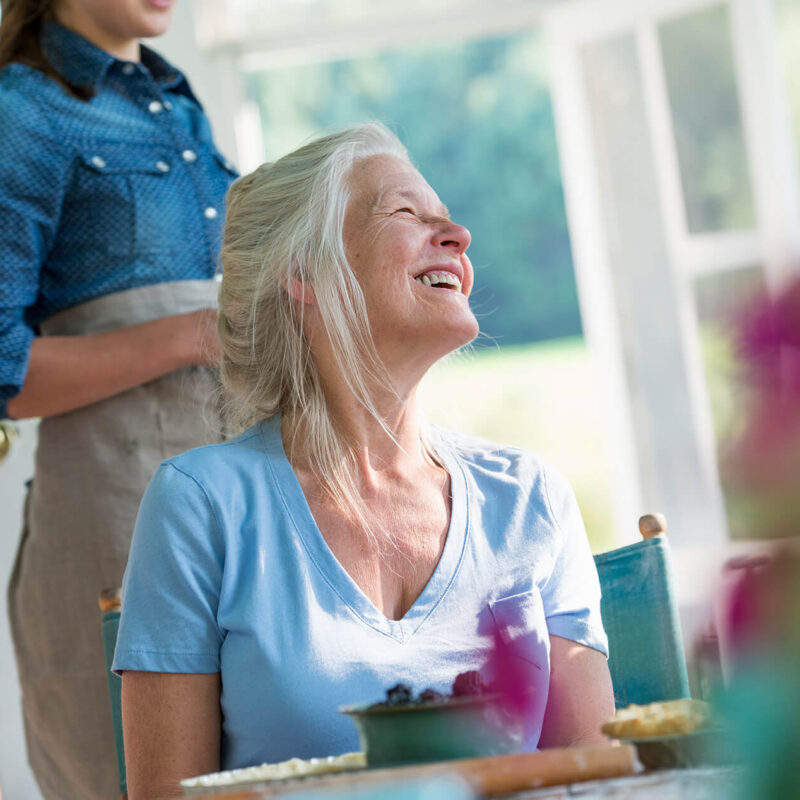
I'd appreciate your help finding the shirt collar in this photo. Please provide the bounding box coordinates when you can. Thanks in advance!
[41,20,115,87]
[140,43,193,96]
[40,20,195,100]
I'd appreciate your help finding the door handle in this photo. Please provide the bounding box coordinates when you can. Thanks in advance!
[0,421,18,461]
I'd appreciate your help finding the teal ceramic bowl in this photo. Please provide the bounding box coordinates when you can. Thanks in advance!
[340,695,525,768]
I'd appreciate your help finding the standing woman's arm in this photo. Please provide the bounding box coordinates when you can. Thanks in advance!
[6,309,220,419]
[122,671,221,800]
[0,82,69,421]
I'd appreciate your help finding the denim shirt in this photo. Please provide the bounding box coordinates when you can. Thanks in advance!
[0,22,238,417]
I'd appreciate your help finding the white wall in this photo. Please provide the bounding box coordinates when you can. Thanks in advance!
[0,421,40,800]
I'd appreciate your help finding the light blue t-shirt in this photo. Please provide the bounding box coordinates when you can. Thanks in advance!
[113,417,607,770]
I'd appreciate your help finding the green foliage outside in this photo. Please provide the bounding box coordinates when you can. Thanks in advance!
[248,32,582,348]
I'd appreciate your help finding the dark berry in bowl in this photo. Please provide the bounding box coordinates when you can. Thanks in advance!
[384,683,414,706]
[451,670,486,697]
[417,688,446,704]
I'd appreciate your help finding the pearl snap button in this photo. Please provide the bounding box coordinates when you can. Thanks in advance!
[163,100,173,111]
[204,207,218,219]
[182,150,197,163]
[91,156,106,169]
[121,63,136,76]
[148,100,164,114]
[156,161,170,173]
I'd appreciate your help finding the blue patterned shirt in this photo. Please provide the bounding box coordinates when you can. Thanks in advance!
[0,22,238,418]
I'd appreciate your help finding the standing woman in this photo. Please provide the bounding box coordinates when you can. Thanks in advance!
[0,1,236,798]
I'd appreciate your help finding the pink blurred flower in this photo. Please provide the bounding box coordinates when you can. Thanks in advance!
[486,625,536,719]
[722,276,800,536]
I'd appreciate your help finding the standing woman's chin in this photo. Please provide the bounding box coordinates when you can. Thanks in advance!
[142,0,176,36]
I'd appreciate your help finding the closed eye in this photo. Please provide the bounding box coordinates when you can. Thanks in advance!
[394,207,415,215]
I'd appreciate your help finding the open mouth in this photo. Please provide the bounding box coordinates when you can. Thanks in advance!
[413,271,462,292]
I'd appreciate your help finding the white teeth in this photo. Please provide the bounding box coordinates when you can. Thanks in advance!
[414,271,462,291]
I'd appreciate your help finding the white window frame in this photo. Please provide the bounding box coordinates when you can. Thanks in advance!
[543,0,800,550]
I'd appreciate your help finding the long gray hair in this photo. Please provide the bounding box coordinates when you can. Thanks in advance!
[219,122,426,535]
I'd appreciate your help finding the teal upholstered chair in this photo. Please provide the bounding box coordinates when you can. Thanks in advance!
[99,587,127,799]
[594,514,691,709]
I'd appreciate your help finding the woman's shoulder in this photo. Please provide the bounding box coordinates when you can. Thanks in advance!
[0,63,43,109]
[435,426,548,473]
[1,60,60,102]
[0,60,38,86]
[435,426,575,503]
[0,63,71,137]
[142,421,286,537]
[162,423,269,482]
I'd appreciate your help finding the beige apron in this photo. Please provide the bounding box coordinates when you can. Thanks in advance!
[8,280,224,800]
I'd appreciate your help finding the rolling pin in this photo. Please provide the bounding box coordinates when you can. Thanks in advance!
[449,743,639,796]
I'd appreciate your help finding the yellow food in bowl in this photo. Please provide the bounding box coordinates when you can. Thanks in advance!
[602,698,714,739]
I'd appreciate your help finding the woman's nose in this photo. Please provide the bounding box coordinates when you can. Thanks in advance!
[433,221,471,254]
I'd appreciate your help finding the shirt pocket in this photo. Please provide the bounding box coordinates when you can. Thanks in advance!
[488,590,548,671]
[70,144,182,258]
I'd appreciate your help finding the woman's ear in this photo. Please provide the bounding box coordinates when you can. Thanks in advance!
[285,277,318,305]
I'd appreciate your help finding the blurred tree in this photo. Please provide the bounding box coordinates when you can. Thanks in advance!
[249,32,582,347]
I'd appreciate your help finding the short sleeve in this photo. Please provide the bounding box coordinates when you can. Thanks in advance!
[0,79,71,417]
[112,462,226,675]
[540,467,608,657]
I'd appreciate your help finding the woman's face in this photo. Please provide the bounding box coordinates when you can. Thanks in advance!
[54,0,175,57]
[342,153,479,376]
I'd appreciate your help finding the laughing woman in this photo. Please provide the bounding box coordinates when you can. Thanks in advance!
[114,123,614,799]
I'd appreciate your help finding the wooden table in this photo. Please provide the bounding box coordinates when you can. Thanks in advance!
[183,766,740,800]
[500,767,739,799]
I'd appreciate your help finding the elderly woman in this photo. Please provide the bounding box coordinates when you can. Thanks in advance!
[114,123,614,799]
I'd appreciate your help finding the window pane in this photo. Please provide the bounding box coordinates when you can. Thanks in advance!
[659,4,756,233]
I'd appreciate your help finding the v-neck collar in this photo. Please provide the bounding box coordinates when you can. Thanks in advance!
[260,415,469,643]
